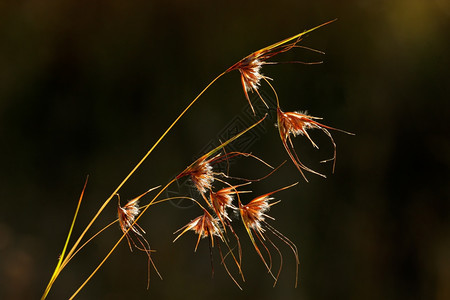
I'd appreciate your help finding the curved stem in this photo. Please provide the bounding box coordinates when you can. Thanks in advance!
[68,178,177,300]
[69,113,267,298]
[41,178,87,300]
[43,71,226,299]
[263,77,280,108]
[76,70,225,251]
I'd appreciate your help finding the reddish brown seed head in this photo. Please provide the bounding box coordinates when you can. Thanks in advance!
[240,195,273,232]
[240,183,297,231]
[210,183,250,221]
[174,210,223,251]
[237,55,268,99]
[277,108,293,142]
[227,53,271,114]
[189,160,214,194]
[277,107,329,180]
[210,188,235,221]
[118,198,141,234]
[188,212,221,239]
[277,107,354,180]
[226,20,337,113]
[177,158,214,195]
[277,109,322,143]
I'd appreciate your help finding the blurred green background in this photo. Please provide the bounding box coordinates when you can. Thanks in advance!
[1,0,449,299]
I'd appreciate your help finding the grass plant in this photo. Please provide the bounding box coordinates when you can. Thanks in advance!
[41,19,353,299]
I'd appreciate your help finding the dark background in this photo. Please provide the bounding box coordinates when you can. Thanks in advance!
[1,1,449,299]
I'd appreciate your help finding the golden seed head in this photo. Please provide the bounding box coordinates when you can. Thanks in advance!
[277,109,321,140]
[118,199,140,233]
[210,189,235,220]
[186,212,222,239]
[239,57,265,93]
[240,195,273,231]
[178,158,215,195]
[190,160,214,194]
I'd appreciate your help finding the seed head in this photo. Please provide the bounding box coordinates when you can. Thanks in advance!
[210,182,251,222]
[189,213,221,239]
[226,20,336,114]
[277,107,354,181]
[116,187,160,250]
[238,183,299,286]
[174,210,223,251]
[177,157,215,195]
[240,194,273,232]
[117,191,163,286]
[232,56,271,113]
[239,182,297,233]
[118,196,142,236]
[189,159,214,194]
[239,57,265,93]
[210,188,235,221]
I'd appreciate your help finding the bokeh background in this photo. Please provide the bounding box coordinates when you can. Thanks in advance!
[1,0,449,299]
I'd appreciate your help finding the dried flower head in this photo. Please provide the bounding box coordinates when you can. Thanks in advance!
[117,189,162,288]
[230,56,271,114]
[177,156,215,195]
[173,210,223,252]
[240,191,276,233]
[173,208,244,288]
[117,194,144,246]
[277,107,354,181]
[177,152,257,197]
[176,152,257,200]
[226,20,335,114]
[210,182,251,222]
[239,183,299,287]
[210,187,235,221]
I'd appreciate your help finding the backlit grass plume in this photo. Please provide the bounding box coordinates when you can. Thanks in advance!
[42,19,353,299]
[226,19,336,114]
[277,108,354,181]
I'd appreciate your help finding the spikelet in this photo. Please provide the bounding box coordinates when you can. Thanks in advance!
[277,107,354,181]
[210,182,251,222]
[226,20,336,114]
[117,189,162,288]
[177,155,216,195]
[239,183,299,287]
[173,209,223,251]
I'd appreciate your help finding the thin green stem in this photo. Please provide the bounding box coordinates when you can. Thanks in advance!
[69,114,266,298]
[42,71,226,299]
[41,178,87,300]
[68,178,177,300]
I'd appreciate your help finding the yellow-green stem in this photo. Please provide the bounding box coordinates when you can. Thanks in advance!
[42,71,225,299]
[41,178,87,300]
[69,113,266,298]
[68,178,177,300]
